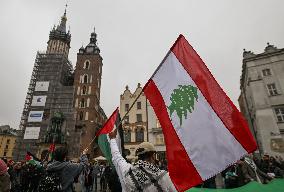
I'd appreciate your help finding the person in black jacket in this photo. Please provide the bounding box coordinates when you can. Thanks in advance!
[46,147,89,192]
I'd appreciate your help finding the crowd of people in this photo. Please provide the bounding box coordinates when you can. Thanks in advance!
[198,154,284,189]
[0,148,125,192]
[0,147,283,192]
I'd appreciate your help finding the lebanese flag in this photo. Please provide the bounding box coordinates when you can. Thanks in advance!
[96,107,119,137]
[143,35,257,191]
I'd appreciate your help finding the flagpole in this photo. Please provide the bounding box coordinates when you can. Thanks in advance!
[86,135,97,149]
[116,45,173,133]
[120,89,144,124]
[85,90,144,150]
[84,44,174,150]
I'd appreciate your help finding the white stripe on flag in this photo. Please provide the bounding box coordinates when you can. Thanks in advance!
[152,52,247,180]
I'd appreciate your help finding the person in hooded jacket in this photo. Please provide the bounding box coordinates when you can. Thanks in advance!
[109,129,177,192]
[46,147,89,192]
[0,159,10,192]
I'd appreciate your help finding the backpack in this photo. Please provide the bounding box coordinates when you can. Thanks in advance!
[38,171,62,192]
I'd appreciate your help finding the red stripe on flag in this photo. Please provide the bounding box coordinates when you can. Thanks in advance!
[49,143,55,152]
[144,80,202,191]
[96,107,119,137]
[25,153,32,161]
[171,35,257,153]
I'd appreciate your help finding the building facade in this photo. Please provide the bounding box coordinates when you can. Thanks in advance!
[14,9,105,160]
[147,101,166,161]
[120,84,148,160]
[239,43,284,157]
[120,83,166,161]
[0,125,18,160]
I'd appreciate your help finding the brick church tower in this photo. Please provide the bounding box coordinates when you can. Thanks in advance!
[74,28,104,157]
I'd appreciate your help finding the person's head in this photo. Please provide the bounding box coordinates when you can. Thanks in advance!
[13,162,22,170]
[0,159,8,175]
[269,156,275,162]
[136,142,156,163]
[263,154,269,161]
[54,147,68,162]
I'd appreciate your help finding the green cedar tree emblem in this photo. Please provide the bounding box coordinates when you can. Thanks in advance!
[167,85,198,126]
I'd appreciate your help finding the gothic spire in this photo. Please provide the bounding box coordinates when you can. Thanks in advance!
[47,4,71,56]
[56,5,68,33]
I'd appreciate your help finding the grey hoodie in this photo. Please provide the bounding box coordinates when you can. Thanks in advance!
[46,154,88,192]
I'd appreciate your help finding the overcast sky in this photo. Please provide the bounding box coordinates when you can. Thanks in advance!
[1,0,284,129]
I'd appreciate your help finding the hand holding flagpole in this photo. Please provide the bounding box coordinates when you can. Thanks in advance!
[108,128,117,140]
[84,107,119,151]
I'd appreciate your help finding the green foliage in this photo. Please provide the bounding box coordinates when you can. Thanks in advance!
[167,85,198,126]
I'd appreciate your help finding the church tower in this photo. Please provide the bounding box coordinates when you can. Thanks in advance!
[74,28,104,157]
[46,8,71,57]
[14,8,79,160]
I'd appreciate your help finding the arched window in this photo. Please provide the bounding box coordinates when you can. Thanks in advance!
[135,127,144,142]
[84,60,90,69]
[82,86,87,95]
[124,129,131,143]
[85,61,90,69]
[79,111,84,121]
[83,74,88,83]
[80,98,85,108]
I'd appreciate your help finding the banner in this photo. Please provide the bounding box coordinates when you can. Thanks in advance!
[28,111,44,122]
[31,96,47,106]
[24,127,40,139]
[186,179,284,192]
[35,81,49,91]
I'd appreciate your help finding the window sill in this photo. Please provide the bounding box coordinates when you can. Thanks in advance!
[268,94,281,97]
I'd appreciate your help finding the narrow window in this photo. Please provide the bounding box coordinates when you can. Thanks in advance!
[83,74,88,83]
[275,107,284,122]
[125,104,129,112]
[124,129,131,142]
[80,98,85,108]
[267,83,278,96]
[136,114,142,122]
[85,61,90,69]
[79,111,84,121]
[82,86,87,95]
[262,69,271,76]
[137,102,141,110]
[136,128,144,142]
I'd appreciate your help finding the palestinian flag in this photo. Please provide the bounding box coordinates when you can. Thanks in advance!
[96,107,119,137]
[143,35,257,191]
[97,108,126,191]
[49,143,55,161]
[25,151,41,166]
[97,107,125,164]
